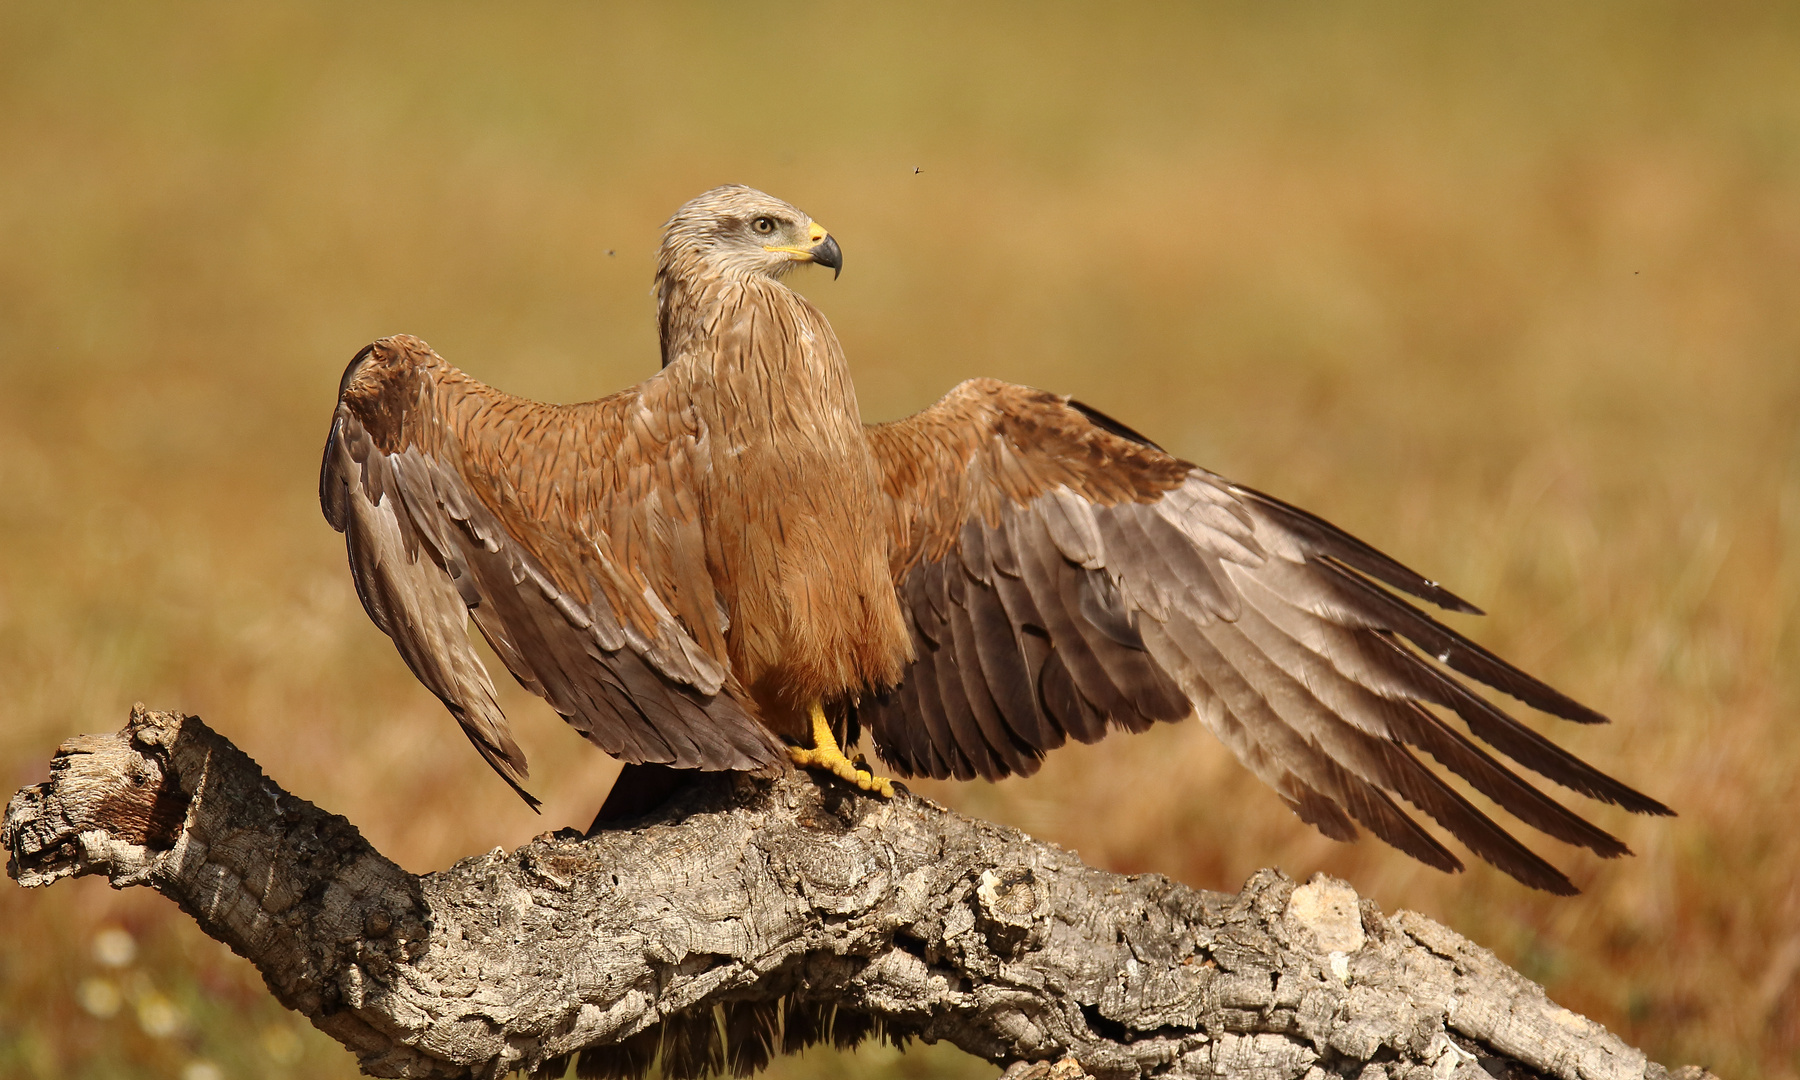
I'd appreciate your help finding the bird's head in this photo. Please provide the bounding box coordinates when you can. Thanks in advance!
[658,185,843,283]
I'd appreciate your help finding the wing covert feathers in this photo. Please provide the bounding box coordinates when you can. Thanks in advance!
[320,337,785,804]
[861,380,1671,892]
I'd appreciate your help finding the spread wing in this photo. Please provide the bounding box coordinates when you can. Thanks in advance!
[861,378,1672,892]
[320,336,785,805]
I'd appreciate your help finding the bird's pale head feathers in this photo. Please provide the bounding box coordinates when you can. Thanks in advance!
[658,185,843,283]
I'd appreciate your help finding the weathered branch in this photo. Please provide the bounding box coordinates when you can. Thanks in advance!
[4,707,1701,1080]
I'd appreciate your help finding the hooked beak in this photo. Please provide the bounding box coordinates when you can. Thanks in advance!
[766,221,843,279]
[808,233,842,279]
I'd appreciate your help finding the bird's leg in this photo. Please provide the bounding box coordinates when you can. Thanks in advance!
[789,701,895,797]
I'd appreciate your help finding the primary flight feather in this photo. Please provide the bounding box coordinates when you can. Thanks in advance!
[320,184,1670,892]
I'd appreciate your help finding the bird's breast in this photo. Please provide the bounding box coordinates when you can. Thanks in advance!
[686,320,911,726]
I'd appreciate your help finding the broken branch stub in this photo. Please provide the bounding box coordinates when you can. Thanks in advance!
[4,707,1701,1080]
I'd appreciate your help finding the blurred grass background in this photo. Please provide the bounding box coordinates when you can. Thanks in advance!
[1,2,1796,1077]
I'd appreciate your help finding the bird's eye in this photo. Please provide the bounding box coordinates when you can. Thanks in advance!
[752,217,776,234]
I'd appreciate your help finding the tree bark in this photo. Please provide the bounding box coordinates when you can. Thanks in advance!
[4,707,1704,1080]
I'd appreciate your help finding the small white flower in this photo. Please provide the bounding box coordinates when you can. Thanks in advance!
[135,991,184,1038]
[92,926,137,968]
[76,977,122,1019]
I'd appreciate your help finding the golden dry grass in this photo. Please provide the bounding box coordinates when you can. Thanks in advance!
[1,3,1797,1078]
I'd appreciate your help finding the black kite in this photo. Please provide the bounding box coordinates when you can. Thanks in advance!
[320,186,1669,892]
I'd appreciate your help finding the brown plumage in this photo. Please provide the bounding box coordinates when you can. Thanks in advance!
[320,184,1670,892]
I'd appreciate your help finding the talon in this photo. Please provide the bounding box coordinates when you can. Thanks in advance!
[790,703,896,798]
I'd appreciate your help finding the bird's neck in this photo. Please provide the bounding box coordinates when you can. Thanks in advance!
[656,254,754,369]
[659,267,847,382]
[655,259,699,368]
[654,268,864,459]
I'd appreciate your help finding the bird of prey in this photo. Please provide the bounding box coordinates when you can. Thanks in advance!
[320,185,1669,893]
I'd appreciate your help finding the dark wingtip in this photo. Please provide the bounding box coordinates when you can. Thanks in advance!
[493,763,543,811]
[1435,590,1485,617]
[1536,869,1582,896]
[1231,484,1483,613]
[1067,398,1166,452]
[1621,790,1677,818]
[1548,698,1612,726]
[512,781,544,813]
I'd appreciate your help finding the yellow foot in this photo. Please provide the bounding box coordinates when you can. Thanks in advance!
[789,702,895,797]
